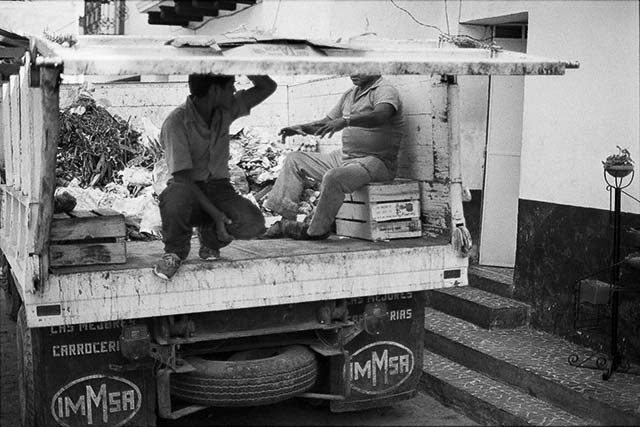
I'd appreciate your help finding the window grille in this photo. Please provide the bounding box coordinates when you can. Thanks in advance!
[81,0,127,35]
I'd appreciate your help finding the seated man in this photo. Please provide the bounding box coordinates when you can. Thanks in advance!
[264,74,404,239]
[155,74,277,280]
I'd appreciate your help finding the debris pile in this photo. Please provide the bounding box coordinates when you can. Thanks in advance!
[57,91,162,189]
[228,128,321,216]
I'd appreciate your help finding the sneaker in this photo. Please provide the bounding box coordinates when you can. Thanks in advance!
[199,246,220,260]
[153,253,181,280]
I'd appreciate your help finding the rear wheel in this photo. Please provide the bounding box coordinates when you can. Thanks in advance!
[1,258,20,321]
[17,306,36,426]
[171,345,318,407]
[5,271,21,321]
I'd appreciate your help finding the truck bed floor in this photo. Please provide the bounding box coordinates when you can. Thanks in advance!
[50,235,450,275]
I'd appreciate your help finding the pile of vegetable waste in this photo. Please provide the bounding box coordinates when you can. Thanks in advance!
[56,91,162,189]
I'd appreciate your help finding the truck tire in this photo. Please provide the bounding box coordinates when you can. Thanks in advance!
[171,345,318,407]
[17,306,37,426]
[5,270,21,321]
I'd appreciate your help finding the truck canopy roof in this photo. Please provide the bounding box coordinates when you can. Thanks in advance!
[30,33,579,77]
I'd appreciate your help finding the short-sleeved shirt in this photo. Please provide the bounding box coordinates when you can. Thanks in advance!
[161,91,250,181]
[327,77,404,173]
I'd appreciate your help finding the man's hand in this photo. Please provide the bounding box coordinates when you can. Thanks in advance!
[314,117,347,139]
[278,119,330,142]
[215,215,234,243]
[278,125,307,143]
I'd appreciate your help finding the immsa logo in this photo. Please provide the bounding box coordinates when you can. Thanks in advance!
[50,374,142,427]
[349,341,415,395]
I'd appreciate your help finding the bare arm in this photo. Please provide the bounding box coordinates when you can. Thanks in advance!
[315,103,396,138]
[242,75,277,110]
[279,117,331,138]
[172,170,233,243]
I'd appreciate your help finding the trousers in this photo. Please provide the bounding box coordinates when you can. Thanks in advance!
[159,178,265,259]
[264,150,392,236]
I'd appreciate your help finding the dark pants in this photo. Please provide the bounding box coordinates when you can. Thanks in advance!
[159,178,265,259]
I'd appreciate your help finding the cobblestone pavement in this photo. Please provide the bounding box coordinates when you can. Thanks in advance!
[158,393,478,426]
[423,348,596,425]
[425,308,640,416]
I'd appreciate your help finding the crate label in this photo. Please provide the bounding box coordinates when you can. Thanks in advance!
[376,219,421,233]
[349,341,415,395]
[51,374,142,427]
[370,200,420,221]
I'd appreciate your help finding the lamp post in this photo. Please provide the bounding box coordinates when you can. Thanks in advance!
[602,159,634,380]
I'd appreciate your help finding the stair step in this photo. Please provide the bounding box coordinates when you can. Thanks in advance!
[427,286,530,329]
[424,308,640,426]
[420,349,601,426]
[468,265,515,298]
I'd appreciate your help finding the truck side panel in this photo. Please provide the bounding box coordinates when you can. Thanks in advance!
[0,53,46,299]
[27,242,467,327]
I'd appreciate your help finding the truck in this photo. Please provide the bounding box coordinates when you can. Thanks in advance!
[0,31,577,426]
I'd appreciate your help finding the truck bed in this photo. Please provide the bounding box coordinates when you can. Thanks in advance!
[25,236,467,327]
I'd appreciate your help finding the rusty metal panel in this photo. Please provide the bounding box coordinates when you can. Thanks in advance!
[330,291,425,411]
[35,321,156,427]
[153,300,335,345]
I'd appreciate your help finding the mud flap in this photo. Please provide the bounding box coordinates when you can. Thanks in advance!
[330,291,425,412]
[36,320,156,426]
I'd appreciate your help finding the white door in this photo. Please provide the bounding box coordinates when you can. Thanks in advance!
[479,31,527,267]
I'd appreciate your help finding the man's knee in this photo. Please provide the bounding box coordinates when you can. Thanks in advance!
[285,152,316,179]
[284,151,305,169]
[160,182,194,215]
[229,204,265,239]
[322,167,365,193]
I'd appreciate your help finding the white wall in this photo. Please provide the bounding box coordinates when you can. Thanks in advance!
[188,0,446,41]
[59,81,290,138]
[461,0,640,213]
[0,0,82,36]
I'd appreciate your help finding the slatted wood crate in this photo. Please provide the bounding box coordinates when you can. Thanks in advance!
[49,208,126,267]
[336,179,422,241]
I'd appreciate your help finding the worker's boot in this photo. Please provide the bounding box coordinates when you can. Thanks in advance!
[259,220,285,239]
[153,253,182,280]
[282,219,330,240]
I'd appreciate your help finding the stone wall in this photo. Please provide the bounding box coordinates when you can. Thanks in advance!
[515,198,640,363]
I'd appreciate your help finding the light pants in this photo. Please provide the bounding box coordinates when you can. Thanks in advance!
[264,150,392,236]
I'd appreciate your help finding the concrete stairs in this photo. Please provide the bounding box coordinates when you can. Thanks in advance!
[419,265,640,426]
[426,286,529,329]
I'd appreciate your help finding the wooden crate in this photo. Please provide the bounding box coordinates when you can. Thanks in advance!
[49,208,126,267]
[336,179,422,241]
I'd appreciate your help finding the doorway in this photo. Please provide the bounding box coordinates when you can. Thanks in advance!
[478,25,527,267]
